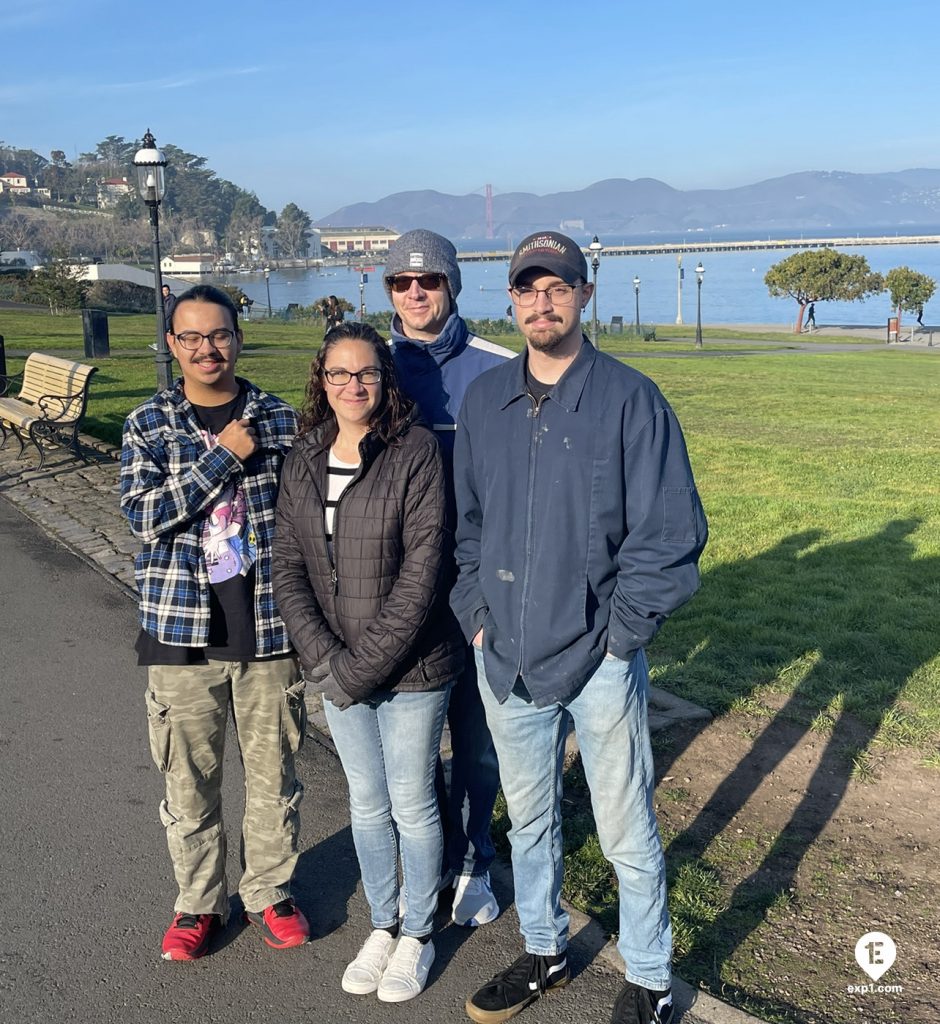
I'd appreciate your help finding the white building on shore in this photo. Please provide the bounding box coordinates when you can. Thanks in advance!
[317,227,399,255]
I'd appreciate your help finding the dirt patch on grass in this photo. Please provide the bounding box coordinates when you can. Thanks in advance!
[650,711,940,1023]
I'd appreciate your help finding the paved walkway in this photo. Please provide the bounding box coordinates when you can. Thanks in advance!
[0,433,756,1024]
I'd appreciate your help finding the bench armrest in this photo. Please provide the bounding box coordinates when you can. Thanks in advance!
[37,391,85,422]
[0,372,23,398]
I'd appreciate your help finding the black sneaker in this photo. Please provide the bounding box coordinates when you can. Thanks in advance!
[610,980,673,1024]
[466,951,569,1022]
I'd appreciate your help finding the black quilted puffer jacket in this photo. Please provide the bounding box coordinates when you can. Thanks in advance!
[272,415,465,702]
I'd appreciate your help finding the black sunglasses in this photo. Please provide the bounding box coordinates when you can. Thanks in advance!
[387,273,446,294]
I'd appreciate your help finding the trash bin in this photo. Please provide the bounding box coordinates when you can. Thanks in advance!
[82,309,110,357]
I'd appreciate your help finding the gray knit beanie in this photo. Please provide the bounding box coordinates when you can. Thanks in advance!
[383,229,462,301]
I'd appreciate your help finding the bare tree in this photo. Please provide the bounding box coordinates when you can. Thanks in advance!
[0,211,39,251]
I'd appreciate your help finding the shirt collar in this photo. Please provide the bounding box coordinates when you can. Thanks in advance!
[500,337,596,411]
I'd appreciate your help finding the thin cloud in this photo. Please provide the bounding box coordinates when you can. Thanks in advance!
[103,67,262,92]
[0,66,262,107]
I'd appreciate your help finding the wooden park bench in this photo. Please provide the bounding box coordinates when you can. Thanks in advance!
[0,353,98,470]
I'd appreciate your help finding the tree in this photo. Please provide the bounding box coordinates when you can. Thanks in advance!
[764,248,884,333]
[0,210,39,250]
[225,192,267,261]
[883,266,935,328]
[79,135,136,179]
[28,259,88,314]
[276,203,312,259]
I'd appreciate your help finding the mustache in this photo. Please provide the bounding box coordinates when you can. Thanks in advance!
[524,313,563,324]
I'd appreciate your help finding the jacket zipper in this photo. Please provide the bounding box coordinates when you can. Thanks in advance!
[515,393,548,678]
[326,449,367,597]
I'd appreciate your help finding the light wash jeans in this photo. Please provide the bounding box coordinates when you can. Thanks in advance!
[435,653,499,877]
[476,646,671,991]
[324,685,451,939]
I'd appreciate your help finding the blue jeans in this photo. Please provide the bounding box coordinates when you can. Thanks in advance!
[436,652,499,877]
[324,685,451,938]
[476,647,671,991]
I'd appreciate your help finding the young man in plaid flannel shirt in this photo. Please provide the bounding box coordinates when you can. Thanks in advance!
[121,285,309,961]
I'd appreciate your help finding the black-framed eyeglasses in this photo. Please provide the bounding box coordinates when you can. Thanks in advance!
[323,367,383,386]
[173,329,236,350]
[510,284,578,307]
[387,273,446,294]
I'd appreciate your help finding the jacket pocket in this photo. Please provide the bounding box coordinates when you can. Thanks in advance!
[662,486,701,543]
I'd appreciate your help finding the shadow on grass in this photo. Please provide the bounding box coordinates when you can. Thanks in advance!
[653,519,938,991]
[537,520,938,1013]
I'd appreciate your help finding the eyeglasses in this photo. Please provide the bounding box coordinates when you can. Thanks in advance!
[323,367,383,386]
[510,284,578,307]
[387,273,446,293]
[173,329,236,350]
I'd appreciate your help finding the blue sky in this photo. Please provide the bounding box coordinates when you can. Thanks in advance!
[4,0,940,219]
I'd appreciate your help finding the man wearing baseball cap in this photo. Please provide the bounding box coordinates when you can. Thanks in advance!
[383,229,513,929]
[451,231,708,1024]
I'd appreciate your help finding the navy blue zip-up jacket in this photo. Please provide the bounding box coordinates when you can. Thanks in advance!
[451,339,707,707]
[390,311,513,485]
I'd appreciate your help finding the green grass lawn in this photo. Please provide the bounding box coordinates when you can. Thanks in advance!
[640,350,940,752]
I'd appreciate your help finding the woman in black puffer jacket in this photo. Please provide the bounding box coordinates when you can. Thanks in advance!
[272,322,463,1003]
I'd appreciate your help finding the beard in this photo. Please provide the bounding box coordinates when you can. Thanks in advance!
[522,315,575,353]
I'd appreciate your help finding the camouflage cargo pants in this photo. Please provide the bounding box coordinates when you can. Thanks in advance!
[145,657,305,919]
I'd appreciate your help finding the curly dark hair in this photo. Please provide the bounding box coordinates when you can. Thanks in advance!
[297,322,413,443]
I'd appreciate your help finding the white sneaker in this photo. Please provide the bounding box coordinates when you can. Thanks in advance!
[452,871,500,927]
[376,936,435,1002]
[341,929,397,995]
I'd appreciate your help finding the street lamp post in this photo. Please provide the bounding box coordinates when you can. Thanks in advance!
[264,267,272,318]
[633,275,641,335]
[133,130,172,392]
[676,253,684,325]
[695,262,705,349]
[588,235,602,348]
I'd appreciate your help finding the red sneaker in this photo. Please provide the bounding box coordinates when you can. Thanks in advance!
[161,913,220,961]
[245,898,310,949]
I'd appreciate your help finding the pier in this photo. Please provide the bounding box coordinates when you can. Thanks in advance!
[454,234,940,262]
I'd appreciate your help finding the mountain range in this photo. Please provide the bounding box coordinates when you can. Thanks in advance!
[316,169,940,244]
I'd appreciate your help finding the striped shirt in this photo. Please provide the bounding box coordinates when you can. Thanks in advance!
[325,448,359,550]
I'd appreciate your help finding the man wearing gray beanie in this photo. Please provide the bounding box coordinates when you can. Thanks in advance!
[384,228,513,930]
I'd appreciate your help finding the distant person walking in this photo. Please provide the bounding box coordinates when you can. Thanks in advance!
[804,303,816,332]
[916,304,925,327]
[162,284,177,333]
[325,295,345,332]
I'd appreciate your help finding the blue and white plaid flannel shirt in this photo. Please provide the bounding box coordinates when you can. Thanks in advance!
[120,377,298,655]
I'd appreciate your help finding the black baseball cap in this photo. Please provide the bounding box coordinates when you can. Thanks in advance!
[509,231,589,287]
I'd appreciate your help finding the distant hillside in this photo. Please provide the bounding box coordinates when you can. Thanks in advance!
[316,169,940,244]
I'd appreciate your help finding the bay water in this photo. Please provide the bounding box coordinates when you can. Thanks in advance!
[211,241,940,330]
